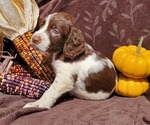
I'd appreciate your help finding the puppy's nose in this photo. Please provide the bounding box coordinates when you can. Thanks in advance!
[32,35,41,44]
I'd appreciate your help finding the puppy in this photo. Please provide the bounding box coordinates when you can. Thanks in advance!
[24,12,118,109]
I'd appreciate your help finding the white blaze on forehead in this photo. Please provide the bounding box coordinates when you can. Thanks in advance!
[31,13,57,52]
[36,13,57,33]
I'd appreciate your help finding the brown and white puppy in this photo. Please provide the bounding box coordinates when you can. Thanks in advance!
[24,12,118,109]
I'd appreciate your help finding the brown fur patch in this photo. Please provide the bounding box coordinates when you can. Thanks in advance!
[85,66,116,93]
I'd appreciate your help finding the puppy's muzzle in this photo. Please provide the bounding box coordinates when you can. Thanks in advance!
[32,35,42,44]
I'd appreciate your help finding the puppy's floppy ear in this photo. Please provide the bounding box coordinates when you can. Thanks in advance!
[63,27,86,59]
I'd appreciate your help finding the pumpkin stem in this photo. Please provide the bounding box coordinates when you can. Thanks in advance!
[135,36,144,55]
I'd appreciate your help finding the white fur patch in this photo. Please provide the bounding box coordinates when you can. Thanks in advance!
[71,88,110,100]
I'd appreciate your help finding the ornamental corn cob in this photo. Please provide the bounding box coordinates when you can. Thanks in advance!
[10,64,30,74]
[13,31,55,83]
[0,72,50,99]
[10,64,34,77]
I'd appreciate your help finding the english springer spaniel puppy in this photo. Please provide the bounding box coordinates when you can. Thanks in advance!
[24,12,118,109]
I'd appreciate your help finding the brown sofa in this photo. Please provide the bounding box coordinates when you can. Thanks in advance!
[0,0,150,124]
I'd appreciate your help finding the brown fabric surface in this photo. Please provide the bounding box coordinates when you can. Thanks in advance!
[0,92,150,125]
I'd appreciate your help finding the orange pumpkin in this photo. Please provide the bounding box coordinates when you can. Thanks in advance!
[115,74,149,97]
[113,37,150,79]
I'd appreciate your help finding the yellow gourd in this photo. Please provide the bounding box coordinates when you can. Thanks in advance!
[115,74,149,97]
[113,37,150,79]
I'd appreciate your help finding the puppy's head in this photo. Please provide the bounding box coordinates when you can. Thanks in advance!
[31,12,85,59]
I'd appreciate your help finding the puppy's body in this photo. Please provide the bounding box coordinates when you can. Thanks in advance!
[24,12,118,109]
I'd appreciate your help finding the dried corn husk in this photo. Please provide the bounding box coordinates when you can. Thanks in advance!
[0,51,16,75]
[0,0,39,40]
[0,0,55,82]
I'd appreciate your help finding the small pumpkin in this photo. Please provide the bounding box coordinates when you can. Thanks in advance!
[113,37,150,79]
[115,74,149,97]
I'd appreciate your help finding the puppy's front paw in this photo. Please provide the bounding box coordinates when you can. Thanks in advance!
[23,100,51,109]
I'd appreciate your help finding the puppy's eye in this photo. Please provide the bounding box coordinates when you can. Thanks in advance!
[52,29,59,35]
